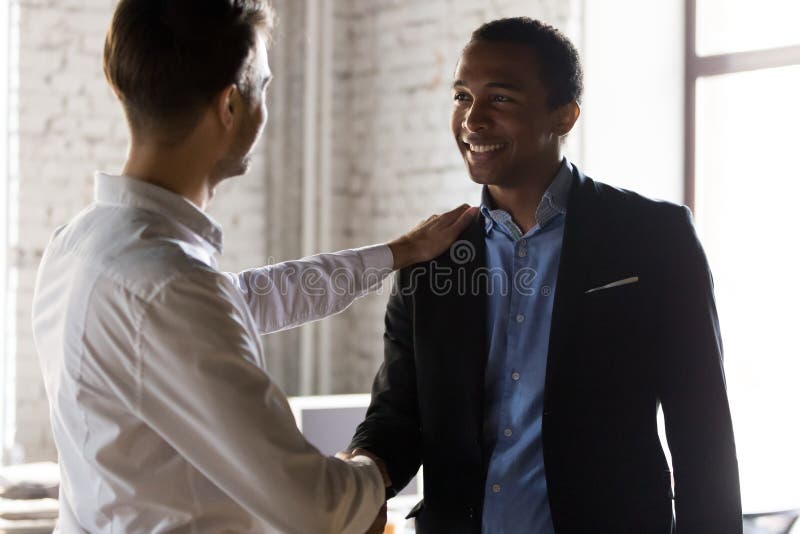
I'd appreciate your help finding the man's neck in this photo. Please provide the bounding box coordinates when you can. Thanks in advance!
[122,141,216,209]
[487,156,564,234]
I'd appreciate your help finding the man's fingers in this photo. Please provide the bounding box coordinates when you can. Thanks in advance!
[448,205,479,230]
[441,205,478,235]
[418,204,471,231]
[388,204,477,269]
[436,203,470,224]
[412,213,438,232]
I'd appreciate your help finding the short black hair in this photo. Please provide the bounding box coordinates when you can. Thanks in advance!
[469,17,583,109]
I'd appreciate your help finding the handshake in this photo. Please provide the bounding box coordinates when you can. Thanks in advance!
[336,448,393,534]
[325,208,483,534]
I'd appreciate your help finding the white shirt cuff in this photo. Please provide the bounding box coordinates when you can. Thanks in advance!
[349,454,385,492]
[355,244,394,271]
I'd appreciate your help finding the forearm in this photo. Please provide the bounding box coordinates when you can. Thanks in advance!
[226,244,394,334]
[224,205,478,335]
[142,355,387,533]
[136,274,385,533]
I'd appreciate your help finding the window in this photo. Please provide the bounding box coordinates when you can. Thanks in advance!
[686,0,800,513]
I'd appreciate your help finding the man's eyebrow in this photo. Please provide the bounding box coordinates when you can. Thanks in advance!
[486,81,523,91]
[452,80,523,91]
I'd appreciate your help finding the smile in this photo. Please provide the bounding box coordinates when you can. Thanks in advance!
[467,143,507,153]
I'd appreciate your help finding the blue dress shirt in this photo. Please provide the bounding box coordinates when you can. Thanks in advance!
[480,159,573,534]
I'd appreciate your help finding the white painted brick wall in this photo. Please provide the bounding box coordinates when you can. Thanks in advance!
[9,0,582,461]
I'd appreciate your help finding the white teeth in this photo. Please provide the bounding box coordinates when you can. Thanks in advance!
[468,143,505,153]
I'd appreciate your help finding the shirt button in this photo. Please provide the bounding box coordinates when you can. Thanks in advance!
[504,428,513,437]
[511,371,521,381]
[516,314,525,323]
[492,483,501,493]
[518,247,527,258]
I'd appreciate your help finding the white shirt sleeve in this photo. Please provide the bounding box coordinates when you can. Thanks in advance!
[222,244,394,334]
[132,270,384,534]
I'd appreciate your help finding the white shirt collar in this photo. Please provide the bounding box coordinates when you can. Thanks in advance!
[94,172,224,254]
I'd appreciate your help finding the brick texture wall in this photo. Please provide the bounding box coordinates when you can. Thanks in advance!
[14,0,126,462]
[8,0,581,462]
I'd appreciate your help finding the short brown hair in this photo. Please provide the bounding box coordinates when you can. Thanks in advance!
[103,0,275,141]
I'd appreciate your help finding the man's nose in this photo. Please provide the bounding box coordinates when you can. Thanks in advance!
[464,103,490,132]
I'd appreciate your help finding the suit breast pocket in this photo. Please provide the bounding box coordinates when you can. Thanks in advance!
[576,281,646,381]
[582,280,641,326]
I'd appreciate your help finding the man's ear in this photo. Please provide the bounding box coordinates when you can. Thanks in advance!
[553,101,580,137]
[215,84,238,131]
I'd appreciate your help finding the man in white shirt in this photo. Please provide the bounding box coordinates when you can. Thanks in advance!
[30,1,476,532]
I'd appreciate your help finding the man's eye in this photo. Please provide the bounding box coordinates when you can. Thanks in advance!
[453,93,470,102]
[492,95,513,103]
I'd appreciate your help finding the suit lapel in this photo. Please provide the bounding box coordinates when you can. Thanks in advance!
[544,166,597,405]
[417,212,488,438]
[444,213,488,377]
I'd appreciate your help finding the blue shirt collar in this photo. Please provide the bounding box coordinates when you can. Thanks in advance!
[480,157,573,237]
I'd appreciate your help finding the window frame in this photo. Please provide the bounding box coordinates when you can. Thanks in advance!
[683,0,800,209]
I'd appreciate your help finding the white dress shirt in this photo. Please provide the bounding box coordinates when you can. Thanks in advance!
[31,173,394,533]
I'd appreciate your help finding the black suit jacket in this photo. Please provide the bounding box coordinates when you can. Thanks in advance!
[351,165,742,533]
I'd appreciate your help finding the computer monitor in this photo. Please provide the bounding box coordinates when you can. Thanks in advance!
[288,394,422,499]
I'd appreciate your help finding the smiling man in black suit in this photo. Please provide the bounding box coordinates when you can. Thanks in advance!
[345,17,742,534]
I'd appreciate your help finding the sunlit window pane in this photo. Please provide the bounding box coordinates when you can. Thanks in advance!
[695,64,800,512]
[697,0,800,56]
